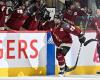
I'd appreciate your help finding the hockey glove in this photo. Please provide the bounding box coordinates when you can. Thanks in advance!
[78,34,86,44]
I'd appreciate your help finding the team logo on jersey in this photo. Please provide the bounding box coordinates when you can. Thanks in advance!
[60,28,64,31]
[74,12,77,15]
[70,25,75,31]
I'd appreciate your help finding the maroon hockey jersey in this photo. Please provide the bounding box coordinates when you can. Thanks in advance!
[22,15,40,30]
[6,10,28,30]
[63,8,87,26]
[90,17,100,39]
[39,20,81,47]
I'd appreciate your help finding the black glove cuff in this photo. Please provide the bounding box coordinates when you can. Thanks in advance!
[78,33,84,39]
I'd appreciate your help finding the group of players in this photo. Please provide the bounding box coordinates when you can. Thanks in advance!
[0,0,100,76]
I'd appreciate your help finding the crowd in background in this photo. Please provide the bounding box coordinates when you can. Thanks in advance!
[0,0,100,31]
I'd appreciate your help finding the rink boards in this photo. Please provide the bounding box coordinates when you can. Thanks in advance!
[0,31,100,77]
[0,31,48,76]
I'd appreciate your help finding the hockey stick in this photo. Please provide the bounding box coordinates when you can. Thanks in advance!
[65,14,91,72]
[65,43,82,72]
[84,39,98,46]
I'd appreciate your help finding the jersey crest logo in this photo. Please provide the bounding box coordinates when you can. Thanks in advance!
[60,28,64,31]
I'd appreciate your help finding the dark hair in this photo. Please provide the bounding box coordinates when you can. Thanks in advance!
[65,1,73,9]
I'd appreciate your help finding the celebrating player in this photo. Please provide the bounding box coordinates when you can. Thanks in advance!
[5,0,40,30]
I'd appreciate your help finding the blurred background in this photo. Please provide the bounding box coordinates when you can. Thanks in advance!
[0,0,100,30]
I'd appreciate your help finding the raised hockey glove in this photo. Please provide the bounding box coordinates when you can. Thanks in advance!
[78,34,86,44]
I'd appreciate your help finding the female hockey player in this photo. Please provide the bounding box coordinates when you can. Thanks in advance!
[63,1,87,29]
[22,2,51,30]
[38,14,86,76]
[5,0,27,30]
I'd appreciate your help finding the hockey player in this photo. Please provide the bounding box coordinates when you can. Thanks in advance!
[63,1,87,28]
[38,15,86,76]
[89,9,100,60]
[20,0,39,30]
[5,0,26,30]
[22,0,41,30]
[5,7,28,30]
[22,2,51,30]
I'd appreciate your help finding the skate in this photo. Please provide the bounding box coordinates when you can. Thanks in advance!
[58,65,65,77]
[64,65,70,72]
[58,71,65,77]
[96,71,100,74]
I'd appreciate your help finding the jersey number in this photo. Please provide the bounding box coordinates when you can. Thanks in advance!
[70,26,75,31]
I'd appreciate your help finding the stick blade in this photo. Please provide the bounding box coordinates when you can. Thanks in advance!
[84,39,97,46]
